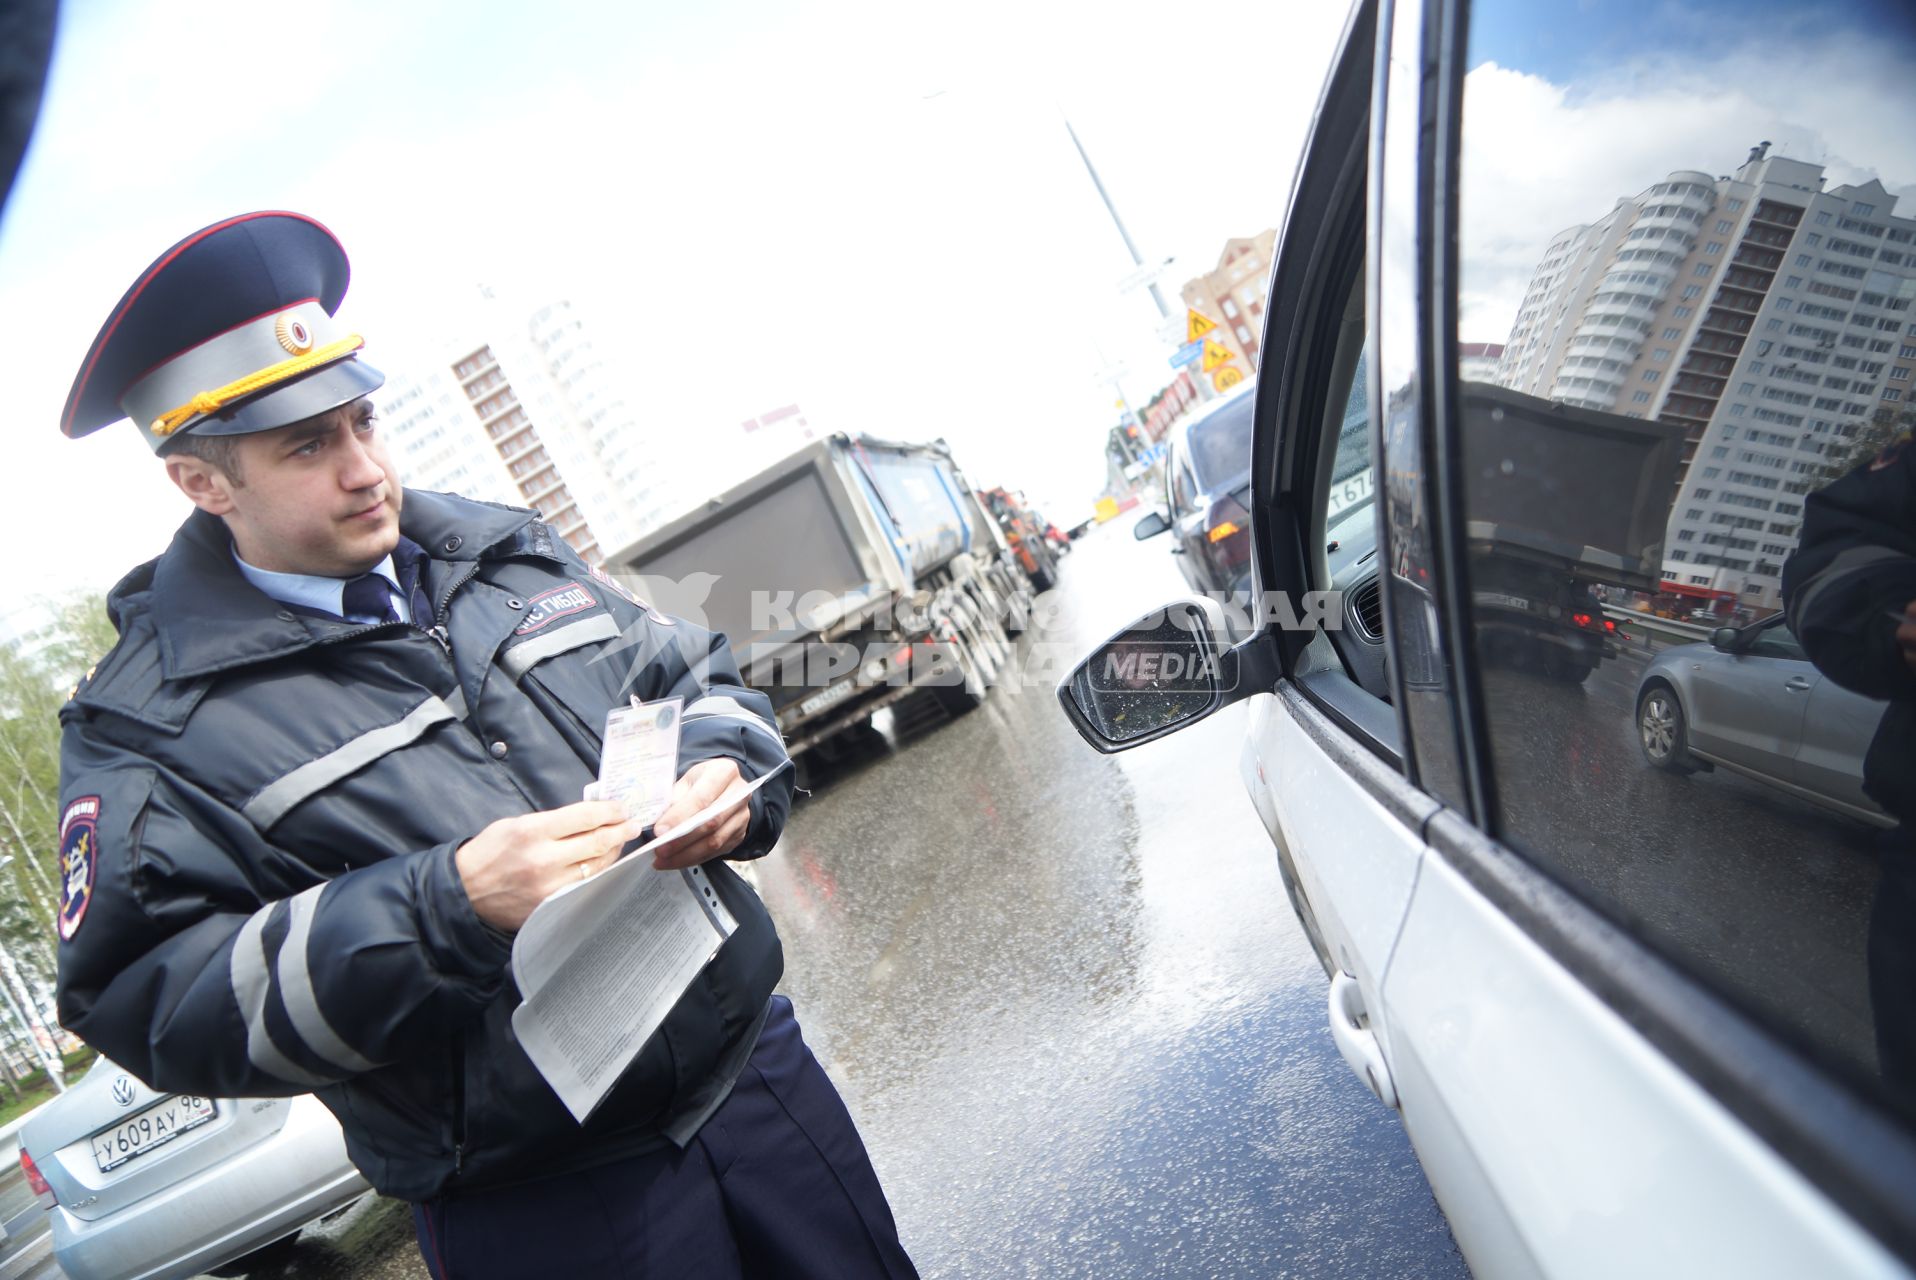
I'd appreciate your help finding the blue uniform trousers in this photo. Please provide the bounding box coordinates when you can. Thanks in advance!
[411,997,917,1279]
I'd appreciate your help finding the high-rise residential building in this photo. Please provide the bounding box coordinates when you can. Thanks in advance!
[1493,145,1916,610]
[1180,229,1279,372]
[378,296,673,565]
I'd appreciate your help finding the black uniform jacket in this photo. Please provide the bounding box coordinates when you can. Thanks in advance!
[1782,437,1916,824]
[54,490,791,1201]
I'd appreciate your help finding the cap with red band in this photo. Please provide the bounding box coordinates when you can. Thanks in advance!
[62,211,384,453]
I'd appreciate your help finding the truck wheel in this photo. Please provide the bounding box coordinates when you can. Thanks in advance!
[933,636,987,716]
[1636,684,1697,774]
[1548,657,1596,685]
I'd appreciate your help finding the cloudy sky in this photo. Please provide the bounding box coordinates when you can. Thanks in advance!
[0,0,1350,604]
[2,0,1911,614]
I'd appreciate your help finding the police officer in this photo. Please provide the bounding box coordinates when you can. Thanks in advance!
[53,212,917,1279]
[1782,424,1916,1098]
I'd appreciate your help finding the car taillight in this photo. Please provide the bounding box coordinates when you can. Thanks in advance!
[1604,618,1616,632]
[20,1147,54,1209]
[1571,612,1593,628]
[1205,493,1252,570]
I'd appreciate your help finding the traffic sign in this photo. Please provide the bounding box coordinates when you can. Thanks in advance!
[1200,339,1236,373]
[1213,366,1246,391]
[1169,340,1203,369]
[1185,309,1218,343]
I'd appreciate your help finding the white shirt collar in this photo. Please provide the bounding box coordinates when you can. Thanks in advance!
[232,548,407,623]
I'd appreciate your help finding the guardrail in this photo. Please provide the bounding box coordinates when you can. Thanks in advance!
[1603,606,1717,652]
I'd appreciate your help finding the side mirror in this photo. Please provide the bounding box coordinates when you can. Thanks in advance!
[1057,597,1278,753]
[1133,510,1171,540]
[1710,626,1740,651]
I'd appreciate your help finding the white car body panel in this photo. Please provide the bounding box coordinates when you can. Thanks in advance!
[1244,692,1426,1053]
[1383,846,1905,1279]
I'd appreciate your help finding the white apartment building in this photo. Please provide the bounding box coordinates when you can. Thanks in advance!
[378,295,673,566]
[1496,146,1916,611]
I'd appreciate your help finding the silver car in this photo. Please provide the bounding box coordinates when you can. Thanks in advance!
[17,1056,367,1280]
[1635,616,1893,827]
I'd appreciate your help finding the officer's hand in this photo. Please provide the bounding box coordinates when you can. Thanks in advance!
[1898,600,1916,675]
[455,800,645,931]
[651,759,753,870]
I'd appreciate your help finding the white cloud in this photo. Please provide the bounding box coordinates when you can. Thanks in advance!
[1457,29,1916,349]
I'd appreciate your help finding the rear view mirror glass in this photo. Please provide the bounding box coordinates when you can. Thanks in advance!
[1711,627,1739,651]
[1059,598,1229,752]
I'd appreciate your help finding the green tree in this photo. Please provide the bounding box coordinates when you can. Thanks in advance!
[0,593,118,995]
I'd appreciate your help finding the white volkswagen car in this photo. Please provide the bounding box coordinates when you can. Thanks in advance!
[17,1056,367,1280]
[1061,0,1916,1272]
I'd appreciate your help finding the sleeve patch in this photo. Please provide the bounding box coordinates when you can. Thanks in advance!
[58,796,101,942]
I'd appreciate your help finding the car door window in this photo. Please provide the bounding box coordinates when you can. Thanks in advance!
[1455,0,1916,1151]
[1747,624,1807,661]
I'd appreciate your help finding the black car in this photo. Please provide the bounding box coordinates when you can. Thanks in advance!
[1133,383,1257,624]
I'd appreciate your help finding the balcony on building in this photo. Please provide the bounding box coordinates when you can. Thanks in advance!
[1672,372,1727,396]
[1567,334,1644,361]
[1586,293,1663,325]
[1697,308,1754,337]
[1731,244,1784,272]
[1749,199,1805,230]
[1679,352,1736,378]
[1711,286,1766,315]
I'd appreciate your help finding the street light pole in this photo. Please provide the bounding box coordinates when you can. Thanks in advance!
[1062,115,1172,320]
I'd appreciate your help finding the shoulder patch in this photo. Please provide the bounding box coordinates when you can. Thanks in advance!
[58,796,100,942]
[515,582,599,635]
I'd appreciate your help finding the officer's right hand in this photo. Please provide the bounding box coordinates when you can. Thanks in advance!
[455,801,644,932]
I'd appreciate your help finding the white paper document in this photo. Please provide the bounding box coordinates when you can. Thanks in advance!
[509,763,790,1122]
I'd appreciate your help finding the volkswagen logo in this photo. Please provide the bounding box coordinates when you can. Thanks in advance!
[110,1075,134,1107]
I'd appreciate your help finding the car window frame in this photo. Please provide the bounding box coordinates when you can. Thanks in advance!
[1245,0,1402,769]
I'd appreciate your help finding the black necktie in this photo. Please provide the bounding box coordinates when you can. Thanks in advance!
[341,573,399,625]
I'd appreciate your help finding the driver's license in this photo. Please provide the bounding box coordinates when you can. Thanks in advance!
[585,697,682,825]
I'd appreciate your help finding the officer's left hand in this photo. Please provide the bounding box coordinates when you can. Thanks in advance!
[651,759,753,869]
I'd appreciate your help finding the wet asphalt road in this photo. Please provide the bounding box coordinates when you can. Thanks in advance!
[757,516,1464,1278]
[4,511,1465,1280]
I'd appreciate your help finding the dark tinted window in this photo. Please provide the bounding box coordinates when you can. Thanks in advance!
[1184,392,1257,492]
[1458,0,1916,1130]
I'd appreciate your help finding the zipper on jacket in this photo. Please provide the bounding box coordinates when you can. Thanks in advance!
[434,562,481,629]
[450,1033,467,1178]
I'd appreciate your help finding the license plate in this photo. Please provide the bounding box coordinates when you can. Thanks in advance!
[1327,467,1374,518]
[797,679,858,719]
[92,1095,216,1172]
[1474,592,1532,612]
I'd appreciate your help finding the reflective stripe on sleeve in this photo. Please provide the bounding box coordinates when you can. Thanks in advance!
[228,907,339,1089]
[683,694,786,751]
[1791,545,1911,624]
[276,885,381,1075]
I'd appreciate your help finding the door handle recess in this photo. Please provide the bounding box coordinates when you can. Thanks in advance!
[1328,970,1399,1109]
[1783,676,1812,692]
